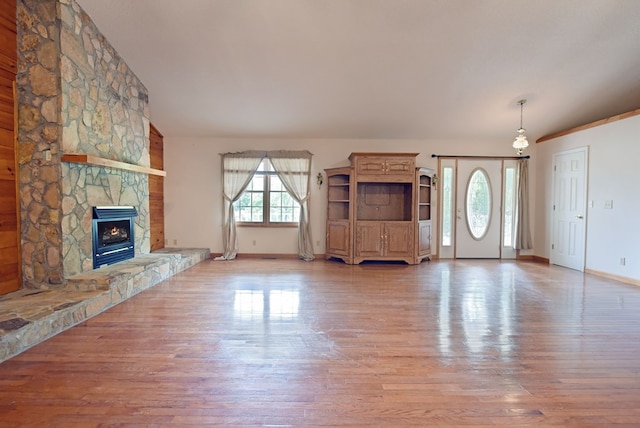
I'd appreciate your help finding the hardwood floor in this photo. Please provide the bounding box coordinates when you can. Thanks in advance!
[1,259,640,426]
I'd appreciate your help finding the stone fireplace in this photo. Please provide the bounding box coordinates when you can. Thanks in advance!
[0,0,212,364]
[17,0,151,288]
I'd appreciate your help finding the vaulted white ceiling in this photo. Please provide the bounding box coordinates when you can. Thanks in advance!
[76,0,640,143]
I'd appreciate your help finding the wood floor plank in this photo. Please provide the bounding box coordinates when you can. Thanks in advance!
[1,259,640,426]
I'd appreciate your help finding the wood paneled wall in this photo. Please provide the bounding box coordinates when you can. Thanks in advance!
[149,123,164,251]
[0,0,19,294]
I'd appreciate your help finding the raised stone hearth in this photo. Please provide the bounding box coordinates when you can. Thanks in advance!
[0,249,210,363]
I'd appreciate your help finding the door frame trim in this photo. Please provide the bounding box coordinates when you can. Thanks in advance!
[437,157,520,260]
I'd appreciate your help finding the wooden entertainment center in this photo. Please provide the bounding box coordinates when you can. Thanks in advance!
[325,153,433,265]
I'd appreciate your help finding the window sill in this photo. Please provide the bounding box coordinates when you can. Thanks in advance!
[236,223,299,228]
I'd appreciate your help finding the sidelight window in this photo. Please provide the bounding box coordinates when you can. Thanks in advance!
[441,167,454,246]
[503,166,516,246]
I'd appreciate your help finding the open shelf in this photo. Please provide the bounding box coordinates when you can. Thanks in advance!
[327,171,351,221]
[419,204,431,221]
[356,182,412,221]
[328,201,350,221]
[328,184,350,202]
[328,174,350,186]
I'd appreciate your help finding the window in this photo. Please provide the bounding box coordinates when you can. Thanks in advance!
[234,159,300,226]
[465,168,492,240]
[441,167,453,246]
[503,166,517,246]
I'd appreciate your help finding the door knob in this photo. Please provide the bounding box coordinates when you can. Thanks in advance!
[576,215,584,219]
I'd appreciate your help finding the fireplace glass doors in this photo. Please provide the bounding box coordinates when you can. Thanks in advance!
[97,219,131,248]
[92,206,138,268]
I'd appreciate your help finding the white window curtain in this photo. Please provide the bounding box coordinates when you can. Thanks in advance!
[215,151,265,260]
[514,158,533,250]
[268,150,315,261]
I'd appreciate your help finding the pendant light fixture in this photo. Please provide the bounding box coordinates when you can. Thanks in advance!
[513,99,529,155]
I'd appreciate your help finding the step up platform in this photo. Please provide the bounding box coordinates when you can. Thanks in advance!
[0,248,210,363]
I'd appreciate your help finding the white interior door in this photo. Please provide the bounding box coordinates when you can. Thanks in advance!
[551,147,588,271]
[455,160,502,258]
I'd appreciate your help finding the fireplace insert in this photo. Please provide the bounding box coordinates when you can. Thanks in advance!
[92,206,138,268]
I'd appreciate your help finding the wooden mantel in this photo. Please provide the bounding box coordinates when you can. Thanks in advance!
[61,154,167,177]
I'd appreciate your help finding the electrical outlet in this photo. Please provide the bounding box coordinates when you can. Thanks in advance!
[604,200,614,209]
[252,240,256,246]
[620,257,626,266]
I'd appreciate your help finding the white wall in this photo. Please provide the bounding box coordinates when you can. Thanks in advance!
[164,137,534,257]
[534,114,640,281]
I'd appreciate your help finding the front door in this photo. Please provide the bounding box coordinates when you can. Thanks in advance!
[551,147,588,271]
[455,160,502,258]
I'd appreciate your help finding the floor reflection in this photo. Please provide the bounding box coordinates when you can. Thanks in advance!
[462,281,490,354]
[233,289,300,321]
[437,270,452,355]
[438,266,516,359]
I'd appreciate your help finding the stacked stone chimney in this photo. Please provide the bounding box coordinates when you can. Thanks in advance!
[17,0,150,288]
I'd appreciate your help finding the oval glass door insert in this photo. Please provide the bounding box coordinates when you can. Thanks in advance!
[465,168,492,240]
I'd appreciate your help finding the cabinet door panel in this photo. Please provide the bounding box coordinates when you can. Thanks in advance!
[384,223,413,258]
[326,221,350,256]
[418,222,431,256]
[354,156,415,176]
[355,157,387,175]
[355,222,382,257]
[385,158,414,174]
